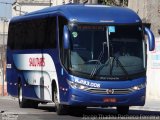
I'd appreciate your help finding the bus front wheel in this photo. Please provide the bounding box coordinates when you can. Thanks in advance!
[117,106,129,115]
[54,89,68,115]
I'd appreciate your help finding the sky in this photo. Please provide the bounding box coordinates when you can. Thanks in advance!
[0,0,13,19]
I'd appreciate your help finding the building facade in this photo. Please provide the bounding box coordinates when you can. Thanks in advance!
[128,0,160,37]
[12,0,53,16]
[0,21,8,45]
[12,0,98,16]
[128,0,160,101]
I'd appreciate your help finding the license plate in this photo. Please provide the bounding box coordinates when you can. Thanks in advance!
[103,98,117,103]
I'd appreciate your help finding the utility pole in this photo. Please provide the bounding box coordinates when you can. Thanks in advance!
[0,17,8,96]
[50,0,52,6]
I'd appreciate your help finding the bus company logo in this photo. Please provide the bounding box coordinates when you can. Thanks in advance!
[106,89,114,94]
[29,57,45,67]
[74,79,101,88]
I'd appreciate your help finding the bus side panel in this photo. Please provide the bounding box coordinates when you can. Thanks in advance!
[22,70,53,101]
[11,50,57,102]
[54,62,70,103]
[7,48,68,103]
[42,49,70,103]
[42,49,67,102]
[18,71,41,101]
[6,50,38,98]
[6,49,19,97]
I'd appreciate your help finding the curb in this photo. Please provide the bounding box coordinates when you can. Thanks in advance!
[130,106,160,112]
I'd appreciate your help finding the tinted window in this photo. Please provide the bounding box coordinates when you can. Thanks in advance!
[14,23,27,49]
[25,21,36,49]
[7,16,57,50]
[44,17,57,49]
[7,23,15,49]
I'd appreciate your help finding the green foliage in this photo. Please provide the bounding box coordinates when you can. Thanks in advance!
[98,0,128,6]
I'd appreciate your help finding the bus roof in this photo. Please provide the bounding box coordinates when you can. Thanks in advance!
[11,4,141,24]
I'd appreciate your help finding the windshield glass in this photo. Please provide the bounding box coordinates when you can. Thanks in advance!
[69,24,145,80]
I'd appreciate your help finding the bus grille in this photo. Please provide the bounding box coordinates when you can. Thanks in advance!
[84,88,133,95]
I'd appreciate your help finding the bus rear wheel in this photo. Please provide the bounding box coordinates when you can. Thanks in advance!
[18,83,38,108]
[54,89,68,115]
[117,106,129,115]
[18,83,27,108]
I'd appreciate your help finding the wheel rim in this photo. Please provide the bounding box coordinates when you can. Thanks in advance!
[19,85,22,103]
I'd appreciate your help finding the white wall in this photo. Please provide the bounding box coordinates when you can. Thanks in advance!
[147,37,160,100]
[128,0,160,37]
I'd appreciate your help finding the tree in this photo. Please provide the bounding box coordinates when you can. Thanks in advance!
[98,0,128,6]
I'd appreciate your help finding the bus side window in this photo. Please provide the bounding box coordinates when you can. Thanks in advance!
[35,19,46,49]
[44,17,57,49]
[14,23,25,50]
[20,21,35,50]
[7,24,15,50]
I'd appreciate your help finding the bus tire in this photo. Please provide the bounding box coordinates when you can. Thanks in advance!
[18,83,27,108]
[18,83,38,108]
[69,106,86,116]
[54,89,68,115]
[117,106,129,115]
[28,100,39,109]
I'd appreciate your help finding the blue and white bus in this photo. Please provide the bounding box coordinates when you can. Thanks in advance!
[7,4,155,115]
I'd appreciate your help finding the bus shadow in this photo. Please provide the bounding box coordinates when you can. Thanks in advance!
[70,107,160,117]
[38,105,56,112]
[37,105,160,118]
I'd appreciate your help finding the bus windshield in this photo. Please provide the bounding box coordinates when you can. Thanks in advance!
[69,24,145,80]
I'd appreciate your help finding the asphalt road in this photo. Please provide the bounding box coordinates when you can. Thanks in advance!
[0,97,160,120]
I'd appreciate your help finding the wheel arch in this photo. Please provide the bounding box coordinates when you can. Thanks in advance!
[51,79,60,103]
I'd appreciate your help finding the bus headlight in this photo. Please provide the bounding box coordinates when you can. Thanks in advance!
[131,83,146,91]
[68,80,88,90]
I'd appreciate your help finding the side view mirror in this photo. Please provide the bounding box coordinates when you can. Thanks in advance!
[63,26,70,49]
[145,27,155,51]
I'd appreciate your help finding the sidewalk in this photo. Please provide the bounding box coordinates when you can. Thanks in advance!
[131,99,160,112]
[0,95,17,101]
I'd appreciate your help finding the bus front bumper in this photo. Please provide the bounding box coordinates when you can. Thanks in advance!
[66,88,145,107]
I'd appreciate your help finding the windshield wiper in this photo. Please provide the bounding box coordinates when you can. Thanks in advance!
[90,59,110,78]
[91,57,129,79]
[90,42,107,78]
[111,57,129,78]
[90,51,103,78]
